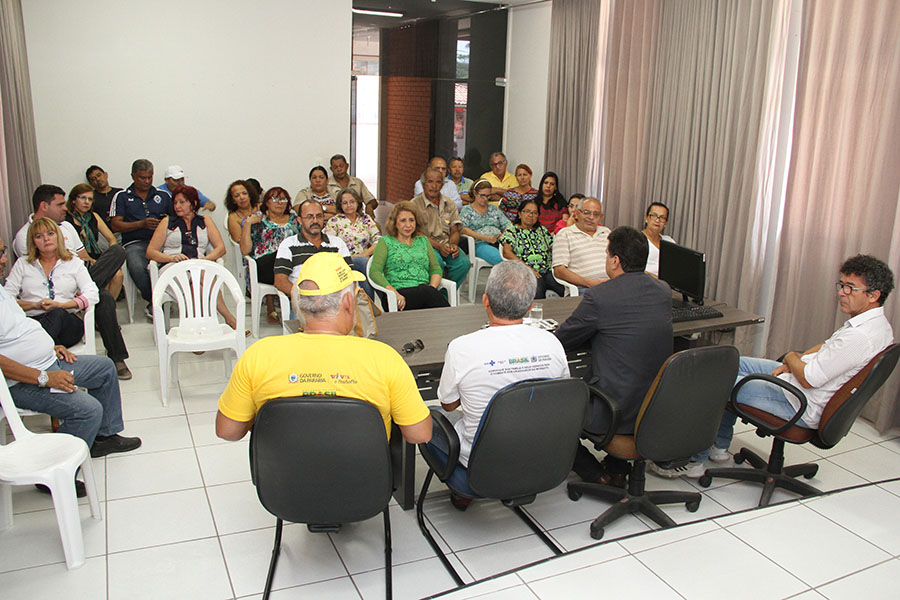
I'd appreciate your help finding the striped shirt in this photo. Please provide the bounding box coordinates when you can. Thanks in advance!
[273,232,350,283]
[552,225,611,281]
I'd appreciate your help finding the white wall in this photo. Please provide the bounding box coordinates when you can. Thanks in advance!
[503,1,552,176]
[22,0,351,201]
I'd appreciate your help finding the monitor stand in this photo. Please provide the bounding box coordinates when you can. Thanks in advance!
[672,293,704,309]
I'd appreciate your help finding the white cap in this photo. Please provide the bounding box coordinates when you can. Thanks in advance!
[164,165,185,179]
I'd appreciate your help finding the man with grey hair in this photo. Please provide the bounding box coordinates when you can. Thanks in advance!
[478,151,516,199]
[109,158,174,318]
[413,156,463,208]
[552,196,611,291]
[216,252,432,444]
[435,260,570,509]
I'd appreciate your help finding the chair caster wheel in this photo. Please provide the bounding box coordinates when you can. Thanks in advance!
[733,453,746,465]
[567,487,582,501]
[803,468,818,480]
[698,475,712,488]
[686,500,700,512]
[590,525,605,540]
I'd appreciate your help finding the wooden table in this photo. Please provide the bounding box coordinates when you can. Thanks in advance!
[375,295,765,510]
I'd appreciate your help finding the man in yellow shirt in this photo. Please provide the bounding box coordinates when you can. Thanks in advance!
[479,152,517,203]
[215,252,432,443]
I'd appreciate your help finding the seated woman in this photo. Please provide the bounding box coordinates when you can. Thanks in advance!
[323,187,379,299]
[4,217,131,378]
[369,201,450,311]
[534,171,568,232]
[500,200,565,299]
[225,179,261,243]
[294,166,336,218]
[239,186,299,324]
[147,185,245,334]
[460,179,511,266]
[552,193,585,234]
[642,202,675,277]
[65,183,125,299]
[499,164,537,221]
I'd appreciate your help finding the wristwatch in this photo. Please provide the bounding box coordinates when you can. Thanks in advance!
[37,370,49,388]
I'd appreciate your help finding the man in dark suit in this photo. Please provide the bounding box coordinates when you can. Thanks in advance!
[555,226,673,486]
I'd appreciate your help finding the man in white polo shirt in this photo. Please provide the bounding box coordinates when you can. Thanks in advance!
[552,197,611,292]
[435,261,570,509]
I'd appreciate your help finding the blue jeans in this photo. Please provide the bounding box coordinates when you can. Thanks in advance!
[124,240,152,305]
[474,242,502,266]
[350,256,375,300]
[435,251,471,287]
[694,356,810,462]
[8,355,125,447]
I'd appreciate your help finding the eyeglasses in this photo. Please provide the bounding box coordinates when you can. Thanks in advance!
[647,213,668,222]
[520,209,538,215]
[580,210,603,218]
[75,194,93,202]
[46,277,55,300]
[490,161,506,167]
[301,213,324,221]
[835,281,870,295]
[476,192,491,199]
[270,197,290,204]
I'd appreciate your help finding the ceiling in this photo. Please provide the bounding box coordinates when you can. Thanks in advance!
[352,0,505,31]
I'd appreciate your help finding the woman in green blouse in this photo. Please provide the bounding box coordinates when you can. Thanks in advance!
[368,201,450,311]
[499,199,565,299]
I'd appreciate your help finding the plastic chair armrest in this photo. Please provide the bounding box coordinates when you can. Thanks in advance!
[417,407,460,481]
[582,384,621,448]
[730,373,809,434]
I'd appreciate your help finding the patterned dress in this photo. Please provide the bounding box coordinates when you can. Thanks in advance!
[499,224,555,274]
[323,213,381,255]
[460,204,512,239]
[499,188,538,221]
[249,212,300,259]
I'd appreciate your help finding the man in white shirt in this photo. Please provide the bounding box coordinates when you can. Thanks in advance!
[0,237,140,466]
[435,261,570,509]
[552,197,611,292]
[651,254,895,478]
[413,157,463,209]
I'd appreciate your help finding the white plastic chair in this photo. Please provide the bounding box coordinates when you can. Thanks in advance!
[553,270,580,297]
[462,234,493,304]
[68,304,97,356]
[121,267,136,323]
[152,260,246,406]
[365,257,457,312]
[245,255,291,337]
[0,372,101,570]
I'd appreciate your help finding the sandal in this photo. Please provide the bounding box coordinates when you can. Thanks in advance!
[267,310,280,325]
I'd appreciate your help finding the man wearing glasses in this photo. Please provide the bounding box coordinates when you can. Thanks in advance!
[552,197,611,292]
[479,152,516,201]
[651,254,895,478]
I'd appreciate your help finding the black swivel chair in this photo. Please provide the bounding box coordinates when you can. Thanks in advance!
[417,378,590,585]
[700,344,900,506]
[250,397,394,600]
[568,346,740,540]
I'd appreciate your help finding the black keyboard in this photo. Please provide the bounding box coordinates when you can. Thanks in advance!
[671,304,724,323]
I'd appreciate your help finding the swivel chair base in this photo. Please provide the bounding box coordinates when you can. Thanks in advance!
[567,459,700,540]
[699,440,822,507]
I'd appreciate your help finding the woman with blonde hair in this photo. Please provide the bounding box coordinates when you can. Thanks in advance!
[4,217,131,378]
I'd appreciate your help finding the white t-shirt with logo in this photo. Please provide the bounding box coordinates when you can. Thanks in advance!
[438,324,570,466]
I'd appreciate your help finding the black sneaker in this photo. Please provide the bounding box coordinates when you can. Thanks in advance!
[35,479,87,498]
[90,434,142,458]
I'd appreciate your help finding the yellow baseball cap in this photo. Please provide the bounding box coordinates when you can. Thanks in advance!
[296,253,365,296]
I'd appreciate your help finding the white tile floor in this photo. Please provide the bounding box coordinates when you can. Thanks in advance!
[1,299,899,599]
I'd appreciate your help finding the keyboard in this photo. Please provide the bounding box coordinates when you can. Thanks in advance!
[671,304,724,323]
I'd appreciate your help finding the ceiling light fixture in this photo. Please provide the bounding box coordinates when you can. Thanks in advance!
[352,8,404,18]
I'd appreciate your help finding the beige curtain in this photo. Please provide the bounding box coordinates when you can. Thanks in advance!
[0,0,42,242]
[601,0,792,354]
[768,0,900,432]
[544,0,604,197]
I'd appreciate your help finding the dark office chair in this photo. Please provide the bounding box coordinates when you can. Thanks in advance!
[417,378,590,585]
[700,343,900,506]
[250,397,394,600]
[568,345,740,540]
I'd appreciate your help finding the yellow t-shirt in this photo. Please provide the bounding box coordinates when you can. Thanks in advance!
[218,333,429,438]
[479,171,517,190]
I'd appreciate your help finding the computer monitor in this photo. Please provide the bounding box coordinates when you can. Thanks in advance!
[658,240,707,306]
